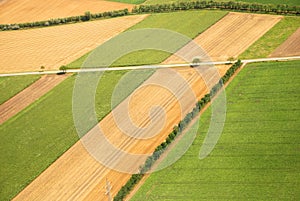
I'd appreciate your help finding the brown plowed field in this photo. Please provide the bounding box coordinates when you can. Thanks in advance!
[0,0,134,24]
[269,28,300,57]
[0,74,69,124]
[13,12,280,201]
[0,15,148,73]
[164,12,282,63]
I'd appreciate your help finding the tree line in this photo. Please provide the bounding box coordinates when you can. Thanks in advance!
[132,1,300,15]
[113,60,243,201]
[1,1,299,31]
[0,9,129,31]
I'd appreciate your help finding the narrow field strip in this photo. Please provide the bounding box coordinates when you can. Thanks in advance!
[240,16,300,59]
[0,74,69,124]
[131,60,300,200]
[270,28,300,57]
[0,75,40,104]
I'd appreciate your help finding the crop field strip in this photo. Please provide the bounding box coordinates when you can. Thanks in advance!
[0,75,40,105]
[0,74,69,124]
[164,12,282,63]
[1,10,227,201]
[131,60,300,200]
[240,16,300,59]
[270,28,300,57]
[0,0,134,24]
[0,15,148,73]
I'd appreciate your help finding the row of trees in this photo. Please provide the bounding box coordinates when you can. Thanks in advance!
[132,1,300,15]
[0,9,129,31]
[1,1,299,31]
[114,60,243,201]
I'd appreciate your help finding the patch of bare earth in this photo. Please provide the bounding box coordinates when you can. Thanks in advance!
[269,28,300,57]
[0,15,148,73]
[0,74,69,124]
[0,0,134,24]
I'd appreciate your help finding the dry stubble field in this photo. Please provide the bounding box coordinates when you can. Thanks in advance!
[0,15,148,73]
[0,0,134,24]
[164,12,282,63]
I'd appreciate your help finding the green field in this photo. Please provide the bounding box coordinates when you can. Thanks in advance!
[145,0,300,6]
[0,75,41,105]
[0,11,226,201]
[67,10,227,68]
[132,60,300,200]
[240,16,300,59]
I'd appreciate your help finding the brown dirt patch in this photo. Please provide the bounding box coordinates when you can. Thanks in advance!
[0,74,69,124]
[164,12,282,63]
[269,28,300,57]
[0,15,148,74]
[0,0,134,24]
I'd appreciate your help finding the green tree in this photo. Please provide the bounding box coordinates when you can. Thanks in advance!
[59,65,67,73]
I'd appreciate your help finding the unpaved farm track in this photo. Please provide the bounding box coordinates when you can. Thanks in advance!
[164,12,282,63]
[13,12,281,201]
[0,0,134,24]
[0,15,148,73]
[0,74,69,124]
[269,28,300,57]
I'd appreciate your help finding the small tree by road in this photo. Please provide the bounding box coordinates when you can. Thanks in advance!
[59,65,67,73]
[191,58,201,67]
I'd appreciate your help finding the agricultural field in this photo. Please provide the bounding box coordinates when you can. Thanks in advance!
[0,74,69,124]
[0,10,227,201]
[144,0,300,6]
[164,12,282,63]
[240,16,300,59]
[1,0,299,199]
[270,28,300,57]
[0,15,147,73]
[0,75,40,104]
[68,10,227,68]
[0,0,134,24]
[132,60,300,200]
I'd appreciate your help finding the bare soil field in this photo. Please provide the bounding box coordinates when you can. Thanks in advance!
[0,0,134,24]
[13,12,281,201]
[269,28,300,57]
[13,65,229,201]
[0,15,147,73]
[164,12,282,63]
[0,74,69,124]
